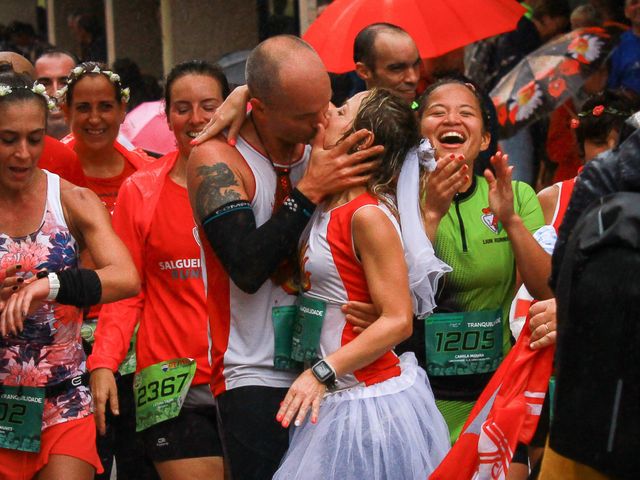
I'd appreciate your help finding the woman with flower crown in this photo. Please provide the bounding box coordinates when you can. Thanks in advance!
[58,62,151,215]
[0,71,139,479]
[57,61,154,479]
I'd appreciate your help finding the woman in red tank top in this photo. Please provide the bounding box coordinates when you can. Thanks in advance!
[274,90,450,480]
[88,61,230,480]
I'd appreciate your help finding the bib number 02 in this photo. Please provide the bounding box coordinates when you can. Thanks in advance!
[134,358,196,432]
[0,402,27,423]
[0,386,45,453]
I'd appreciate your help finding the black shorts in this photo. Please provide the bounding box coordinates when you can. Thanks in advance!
[529,393,550,448]
[512,442,529,465]
[216,386,290,480]
[97,373,158,480]
[140,405,223,462]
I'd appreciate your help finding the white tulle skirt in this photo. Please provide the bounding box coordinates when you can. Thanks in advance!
[273,353,450,480]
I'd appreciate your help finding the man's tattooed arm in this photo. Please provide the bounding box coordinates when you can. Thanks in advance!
[190,156,315,293]
[195,163,243,220]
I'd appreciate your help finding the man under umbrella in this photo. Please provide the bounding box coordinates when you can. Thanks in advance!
[353,23,421,104]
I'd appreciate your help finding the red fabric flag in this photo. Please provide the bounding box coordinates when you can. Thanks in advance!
[430,315,554,480]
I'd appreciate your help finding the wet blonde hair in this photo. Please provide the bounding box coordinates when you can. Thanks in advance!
[342,89,420,201]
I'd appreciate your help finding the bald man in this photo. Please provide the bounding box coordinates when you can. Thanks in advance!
[0,50,35,76]
[187,35,380,479]
[354,23,421,103]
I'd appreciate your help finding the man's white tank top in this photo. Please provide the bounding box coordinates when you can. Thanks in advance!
[202,135,310,395]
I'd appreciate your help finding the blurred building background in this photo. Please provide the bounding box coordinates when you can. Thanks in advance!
[0,0,327,80]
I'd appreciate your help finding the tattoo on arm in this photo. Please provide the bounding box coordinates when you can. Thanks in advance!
[195,163,242,220]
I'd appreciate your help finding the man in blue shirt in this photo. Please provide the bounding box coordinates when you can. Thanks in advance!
[608,0,640,95]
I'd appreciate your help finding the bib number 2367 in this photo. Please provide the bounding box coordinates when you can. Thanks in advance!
[134,358,196,432]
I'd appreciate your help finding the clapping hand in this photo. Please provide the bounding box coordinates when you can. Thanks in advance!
[422,154,469,240]
[484,151,517,228]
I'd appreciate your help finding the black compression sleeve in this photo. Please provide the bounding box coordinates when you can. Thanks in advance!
[201,188,316,294]
[56,268,102,307]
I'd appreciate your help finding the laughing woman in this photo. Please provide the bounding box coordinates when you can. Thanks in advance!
[59,62,151,214]
[417,77,549,443]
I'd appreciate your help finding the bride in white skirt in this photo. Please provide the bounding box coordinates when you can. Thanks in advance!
[274,89,451,479]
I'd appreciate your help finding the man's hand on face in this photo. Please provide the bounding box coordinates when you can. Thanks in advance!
[296,124,383,204]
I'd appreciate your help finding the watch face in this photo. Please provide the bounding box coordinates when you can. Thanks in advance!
[314,362,332,379]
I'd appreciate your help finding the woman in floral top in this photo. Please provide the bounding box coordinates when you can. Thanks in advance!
[0,72,139,479]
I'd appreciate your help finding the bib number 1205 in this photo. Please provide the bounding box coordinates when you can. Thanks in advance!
[434,330,495,352]
[425,310,503,376]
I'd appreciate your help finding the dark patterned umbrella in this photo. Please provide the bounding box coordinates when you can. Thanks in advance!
[491,27,615,138]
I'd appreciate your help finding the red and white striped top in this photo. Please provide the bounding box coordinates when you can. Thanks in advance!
[300,192,401,389]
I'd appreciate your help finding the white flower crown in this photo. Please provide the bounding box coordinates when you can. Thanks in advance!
[0,82,56,111]
[56,64,130,104]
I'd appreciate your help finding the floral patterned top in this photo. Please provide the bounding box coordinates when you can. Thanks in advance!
[0,171,91,429]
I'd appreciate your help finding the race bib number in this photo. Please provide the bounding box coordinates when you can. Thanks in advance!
[425,310,503,376]
[272,305,302,371]
[134,358,196,432]
[290,296,326,364]
[0,386,44,453]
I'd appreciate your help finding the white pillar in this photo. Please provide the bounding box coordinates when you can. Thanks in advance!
[104,0,116,66]
[298,0,318,35]
[46,0,56,45]
[160,0,173,77]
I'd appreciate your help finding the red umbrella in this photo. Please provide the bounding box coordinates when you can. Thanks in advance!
[303,0,526,73]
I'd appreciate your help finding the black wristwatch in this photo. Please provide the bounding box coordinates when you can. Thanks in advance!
[311,359,337,388]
